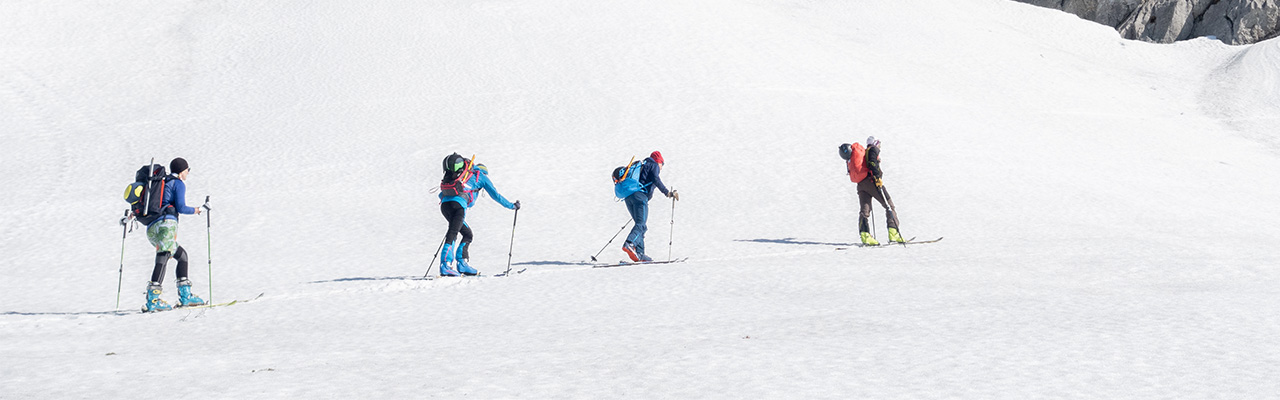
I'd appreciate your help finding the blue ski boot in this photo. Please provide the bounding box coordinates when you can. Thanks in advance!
[635,241,653,262]
[455,242,478,276]
[144,282,172,313]
[176,278,206,307]
[439,243,460,277]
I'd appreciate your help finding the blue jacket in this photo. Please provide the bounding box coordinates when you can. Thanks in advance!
[636,157,669,200]
[157,177,197,224]
[440,168,516,209]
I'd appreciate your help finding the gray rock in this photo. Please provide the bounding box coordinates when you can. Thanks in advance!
[1012,0,1280,44]
[1018,0,1066,7]
[1063,0,1142,27]
[1117,0,1214,43]
[1193,0,1280,45]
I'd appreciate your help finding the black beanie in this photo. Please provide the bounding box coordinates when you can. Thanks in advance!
[170,157,189,174]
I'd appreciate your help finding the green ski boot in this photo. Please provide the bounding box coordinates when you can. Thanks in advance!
[888,228,906,243]
[860,232,880,246]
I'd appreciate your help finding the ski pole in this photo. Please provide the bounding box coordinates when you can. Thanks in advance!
[878,184,902,240]
[879,184,897,213]
[424,236,446,279]
[504,208,519,276]
[116,210,129,310]
[590,218,632,261]
[203,196,212,304]
[871,205,877,241]
[668,193,675,262]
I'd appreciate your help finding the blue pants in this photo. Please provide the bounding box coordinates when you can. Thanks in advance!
[624,192,649,255]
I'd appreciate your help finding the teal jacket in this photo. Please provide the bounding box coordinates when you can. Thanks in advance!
[440,168,516,209]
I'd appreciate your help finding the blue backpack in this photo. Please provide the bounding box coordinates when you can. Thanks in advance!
[612,159,648,199]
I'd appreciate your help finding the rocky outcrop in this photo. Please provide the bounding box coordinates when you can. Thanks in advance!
[1014,0,1280,45]
[1192,0,1280,44]
[1066,0,1143,28]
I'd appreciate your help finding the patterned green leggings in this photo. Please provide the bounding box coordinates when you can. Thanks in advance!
[146,219,179,254]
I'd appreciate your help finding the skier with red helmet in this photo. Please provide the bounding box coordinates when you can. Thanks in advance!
[616,151,679,262]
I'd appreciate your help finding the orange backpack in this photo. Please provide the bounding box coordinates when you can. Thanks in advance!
[846,143,869,182]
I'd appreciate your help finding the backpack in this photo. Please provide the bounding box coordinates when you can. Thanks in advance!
[845,143,869,183]
[440,153,476,202]
[613,159,647,199]
[124,164,170,225]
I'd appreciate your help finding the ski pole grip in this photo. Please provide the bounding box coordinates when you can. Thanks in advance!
[203,195,212,211]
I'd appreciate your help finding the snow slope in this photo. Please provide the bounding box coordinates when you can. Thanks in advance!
[2,0,1279,398]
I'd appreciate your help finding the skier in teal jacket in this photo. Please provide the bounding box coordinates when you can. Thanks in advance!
[439,157,520,276]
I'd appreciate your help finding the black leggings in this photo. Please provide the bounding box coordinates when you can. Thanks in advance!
[150,246,188,283]
[441,201,473,251]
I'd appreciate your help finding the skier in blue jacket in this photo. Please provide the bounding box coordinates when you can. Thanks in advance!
[143,157,206,312]
[439,155,520,276]
[622,151,679,262]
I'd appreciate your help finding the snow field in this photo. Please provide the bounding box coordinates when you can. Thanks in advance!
[2,0,1279,398]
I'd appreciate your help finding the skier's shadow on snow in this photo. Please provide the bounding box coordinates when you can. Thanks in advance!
[512,260,594,266]
[736,238,853,247]
[3,310,127,316]
[307,261,595,284]
[309,276,420,284]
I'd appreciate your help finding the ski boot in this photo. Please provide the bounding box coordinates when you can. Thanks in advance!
[887,228,906,244]
[634,242,653,262]
[860,232,880,246]
[176,278,206,307]
[455,243,478,276]
[144,282,173,313]
[439,243,460,277]
[622,242,641,262]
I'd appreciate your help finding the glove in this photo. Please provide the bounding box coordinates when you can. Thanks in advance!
[512,200,521,210]
[874,178,883,187]
[669,190,680,201]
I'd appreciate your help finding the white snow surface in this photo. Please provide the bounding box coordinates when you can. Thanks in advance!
[3,0,1280,398]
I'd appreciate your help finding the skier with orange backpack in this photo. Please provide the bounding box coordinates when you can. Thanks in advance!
[612,151,678,262]
[839,137,904,246]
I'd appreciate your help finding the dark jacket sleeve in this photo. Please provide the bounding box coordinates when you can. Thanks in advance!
[640,160,669,198]
[865,146,884,179]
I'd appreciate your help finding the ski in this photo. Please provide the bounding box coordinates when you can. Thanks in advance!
[835,237,942,250]
[593,257,689,268]
[834,237,914,249]
[141,292,264,313]
[493,268,527,277]
[433,271,509,278]
[420,266,526,279]
[907,237,943,244]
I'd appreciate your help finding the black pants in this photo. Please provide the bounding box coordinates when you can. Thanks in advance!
[441,201,473,257]
[150,246,188,283]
